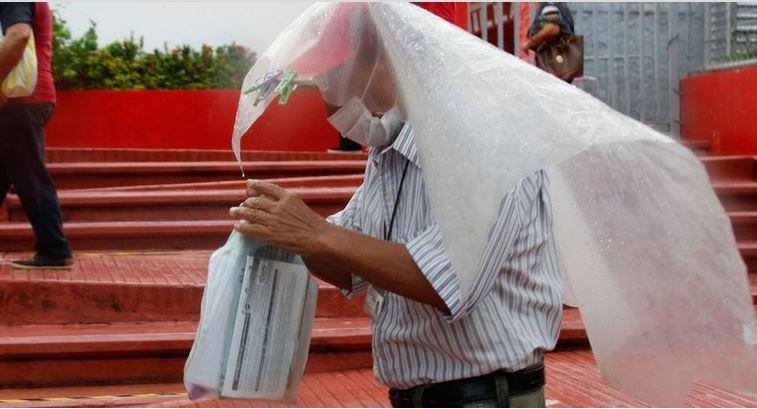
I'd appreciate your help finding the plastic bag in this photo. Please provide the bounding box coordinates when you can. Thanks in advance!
[184,231,318,402]
[0,34,37,98]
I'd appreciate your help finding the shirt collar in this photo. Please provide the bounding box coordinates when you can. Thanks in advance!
[378,123,420,166]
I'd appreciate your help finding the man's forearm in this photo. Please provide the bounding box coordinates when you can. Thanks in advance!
[0,24,32,83]
[308,225,449,312]
[526,23,561,50]
[302,254,353,291]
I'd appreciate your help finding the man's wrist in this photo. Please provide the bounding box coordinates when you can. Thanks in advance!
[303,220,339,259]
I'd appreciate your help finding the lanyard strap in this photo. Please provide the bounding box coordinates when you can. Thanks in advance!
[384,158,411,241]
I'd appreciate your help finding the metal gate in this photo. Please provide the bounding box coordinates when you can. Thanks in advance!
[467,2,757,137]
[566,3,709,136]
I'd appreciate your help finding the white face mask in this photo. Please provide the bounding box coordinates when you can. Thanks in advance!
[327,97,403,147]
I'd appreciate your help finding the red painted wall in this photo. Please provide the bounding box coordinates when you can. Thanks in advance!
[453,2,468,30]
[46,89,339,151]
[681,64,757,155]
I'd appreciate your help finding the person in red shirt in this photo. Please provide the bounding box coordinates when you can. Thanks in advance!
[0,2,72,268]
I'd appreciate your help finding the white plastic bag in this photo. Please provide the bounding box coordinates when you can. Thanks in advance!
[184,231,318,402]
[0,34,37,98]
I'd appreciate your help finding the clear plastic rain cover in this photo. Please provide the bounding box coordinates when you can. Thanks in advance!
[231,3,757,406]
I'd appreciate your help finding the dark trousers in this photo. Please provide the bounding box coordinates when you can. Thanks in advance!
[0,103,71,259]
[337,135,362,151]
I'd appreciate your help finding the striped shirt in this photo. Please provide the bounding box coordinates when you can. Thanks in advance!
[327,124,563,389]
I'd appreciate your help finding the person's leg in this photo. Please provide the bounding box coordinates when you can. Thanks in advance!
[0,109,13,205]
[0,103,71,261]
[0,154,11,206]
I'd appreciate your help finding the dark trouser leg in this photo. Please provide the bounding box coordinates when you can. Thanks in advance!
[0,103,71,259]
[0,155,10,205]
[338,135,362,151]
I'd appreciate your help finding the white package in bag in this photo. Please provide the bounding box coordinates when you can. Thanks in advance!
[184,232,318,402]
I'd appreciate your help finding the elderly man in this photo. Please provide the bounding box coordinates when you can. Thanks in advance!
[229,52,563,405]
[228,3,757,406]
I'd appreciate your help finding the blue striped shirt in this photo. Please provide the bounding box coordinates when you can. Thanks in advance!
[327,124,563,389]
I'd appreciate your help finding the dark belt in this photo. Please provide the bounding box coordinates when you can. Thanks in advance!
[389,363,545,408]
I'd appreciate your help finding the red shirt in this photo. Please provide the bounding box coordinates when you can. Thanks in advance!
[21,2,55,104]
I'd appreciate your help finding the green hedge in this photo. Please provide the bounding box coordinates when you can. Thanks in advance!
[52,12,257,90]
[719,45,757,64]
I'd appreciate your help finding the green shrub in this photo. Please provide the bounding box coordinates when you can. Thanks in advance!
[52,11,257,90]
[719,45,757,64]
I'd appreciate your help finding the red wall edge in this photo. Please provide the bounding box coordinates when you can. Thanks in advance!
[454,3,468,30]
[680,64,757,155]
[45,89,339,151]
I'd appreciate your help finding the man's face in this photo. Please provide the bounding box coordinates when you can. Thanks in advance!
[356,56,397,116]
[322,55,397,118]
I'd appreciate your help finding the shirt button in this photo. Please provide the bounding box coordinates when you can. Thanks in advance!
[384,194,392,203]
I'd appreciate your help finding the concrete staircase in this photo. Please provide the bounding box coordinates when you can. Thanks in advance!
[0,143,755,394]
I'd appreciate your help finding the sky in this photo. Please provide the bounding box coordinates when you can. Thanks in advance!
[52,1,314,54]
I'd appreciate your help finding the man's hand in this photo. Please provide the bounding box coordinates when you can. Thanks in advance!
[0,23,32,89]
[230,180,448,312]
[525,23,561,53]
[230,179,331,257]
[520,40,533,53]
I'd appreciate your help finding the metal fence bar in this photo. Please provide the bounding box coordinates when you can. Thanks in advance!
[481,3,488,43]
[513,2,520,53]
[592,3,599,100]
[495,2,504,50]
[669,2,680,137]
[727,2,733,55]
[608,3,615,109]
[654,3,661,121]
[639,3,645,122]
[704,2,711,65]
[624,3,631,115]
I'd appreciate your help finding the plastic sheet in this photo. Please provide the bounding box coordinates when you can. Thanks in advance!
[230,3,757,406]
[184,232,318,402]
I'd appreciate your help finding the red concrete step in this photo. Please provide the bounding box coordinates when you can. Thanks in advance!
[0,220,233,251]
[699,156,756,182]
[6,349,757,408]
[74,174,364,193]
[714,181,757,211]
[45,147,367,163]
[742,241,757,273]
[0,318,373,388]
[682,139,712,156]
[0,309,589,389]
[5,187,356,223]
[47,161,366,189]
[0,251,365,325]
[729,212,757,242]
[4,220,757,268]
